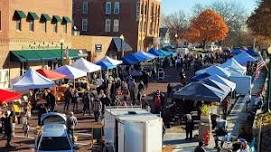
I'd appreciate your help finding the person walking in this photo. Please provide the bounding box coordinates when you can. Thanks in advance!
[63,87,73,112]
[137,81,145,105]
[92,97,102,122]
[185,113,194,140]
[3,111,13,147]
[44,89,56,112]
[194,141,206,152]
[38,104,48,125]
[66,112,78,143]
[72,89,79,113]
[82,90,92,116]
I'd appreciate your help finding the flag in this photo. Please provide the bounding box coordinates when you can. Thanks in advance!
[254,59,266,79]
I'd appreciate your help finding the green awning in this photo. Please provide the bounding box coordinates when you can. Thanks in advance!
[41,14,51,21]
[52,15,62,22]
[62,16,72,23]
[10,49,87,63]
[27,12,39,20]
[14,10,27,19]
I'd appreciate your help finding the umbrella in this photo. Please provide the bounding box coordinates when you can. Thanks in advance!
[71,58,101,73]
[13,69,54,90]
[55,65,87,79]
[0,89,22,104]
[36,69,66,80]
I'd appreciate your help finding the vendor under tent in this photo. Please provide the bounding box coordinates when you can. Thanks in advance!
[233,51,257,65]
[122,51,156,65]
[0,89,22,104]
[219,58,246,76]
[13,69,54,90]
[55,65,87,80]
[195,65,231,78]
[71,58,101,73]
[96,56,122,70]
[36,69,66,81]
[173,82,228,102]
[208,74,236,91]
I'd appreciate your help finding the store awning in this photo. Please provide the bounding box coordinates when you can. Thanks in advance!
[27,12,39,20]
[41,14,51,21]
[14,10,27,19]
[52,15,62,22]
[62,16,72,23]
[10,49,87,63]
[111,38,133,52]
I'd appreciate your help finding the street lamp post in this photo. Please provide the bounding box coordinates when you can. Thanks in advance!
[175,33,178,48]
[120,34,125,57]
[60,39,64,66]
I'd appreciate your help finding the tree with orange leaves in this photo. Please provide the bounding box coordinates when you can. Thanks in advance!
[185,9,229,48]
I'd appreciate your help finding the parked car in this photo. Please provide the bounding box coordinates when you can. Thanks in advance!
[35,124,74,152]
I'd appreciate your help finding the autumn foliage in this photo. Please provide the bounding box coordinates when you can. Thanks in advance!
[184,9,229,46]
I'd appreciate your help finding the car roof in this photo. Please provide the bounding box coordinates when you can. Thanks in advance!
[41,124,67,137]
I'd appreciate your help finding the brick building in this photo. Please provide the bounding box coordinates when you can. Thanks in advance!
[73,0,161,51]
[0,0,80,88]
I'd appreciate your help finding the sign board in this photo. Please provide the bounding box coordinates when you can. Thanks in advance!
[95,44,102,52]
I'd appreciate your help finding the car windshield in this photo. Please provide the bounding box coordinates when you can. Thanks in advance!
[39,137,71,151]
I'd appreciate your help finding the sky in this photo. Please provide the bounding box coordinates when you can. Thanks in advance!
[161,0,259,16]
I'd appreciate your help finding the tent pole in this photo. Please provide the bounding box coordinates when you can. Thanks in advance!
[74,79,75,89]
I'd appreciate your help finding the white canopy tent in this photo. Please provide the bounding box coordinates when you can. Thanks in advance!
[55,65,87,80]
[71,58,101,73]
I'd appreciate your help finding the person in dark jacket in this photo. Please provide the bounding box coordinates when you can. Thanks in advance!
[185,114,194,140]
[38,104,48,125]
[194,141,206,152]
[63,87,73,112]
[44,89,56,112]
[3,111,13,147]
[82,91,92,116]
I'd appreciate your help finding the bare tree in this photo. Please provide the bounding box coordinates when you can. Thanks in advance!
[163,10,188,43]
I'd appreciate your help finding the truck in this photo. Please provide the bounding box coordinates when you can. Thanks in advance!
[104,107,163,152]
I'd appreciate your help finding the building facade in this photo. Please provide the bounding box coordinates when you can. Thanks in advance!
[73,0,161,51]
[0,0,74,87]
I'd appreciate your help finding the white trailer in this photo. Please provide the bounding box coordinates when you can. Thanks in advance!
[104,107,163,152]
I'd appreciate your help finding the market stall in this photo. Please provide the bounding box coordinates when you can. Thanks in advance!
[36,68,66,81]
[71,58,101,73]
[0,89,22,105]
[12,69,54,91]
[195,65,231,78]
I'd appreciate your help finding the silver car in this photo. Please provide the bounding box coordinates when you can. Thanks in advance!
[35,123,74,152]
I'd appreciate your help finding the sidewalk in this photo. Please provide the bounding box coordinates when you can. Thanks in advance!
[163,131,216,152]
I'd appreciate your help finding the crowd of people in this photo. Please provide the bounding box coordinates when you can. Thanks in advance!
[0,49,258,151]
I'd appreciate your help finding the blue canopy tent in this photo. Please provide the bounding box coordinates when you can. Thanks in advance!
[201,78,231,94]
[96,59,116,70]
[122,51,156,65]
[13,68,54,90]
[245,49,259,57]
[173,82,228,102]
[96,56,122,70]
[233,51,257,65]
[148,48,166,58]
[219,58,246,76]
[208,74,236,91]
[195,65,231,78]
[231,48,242,55]
[191,73,211,81]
